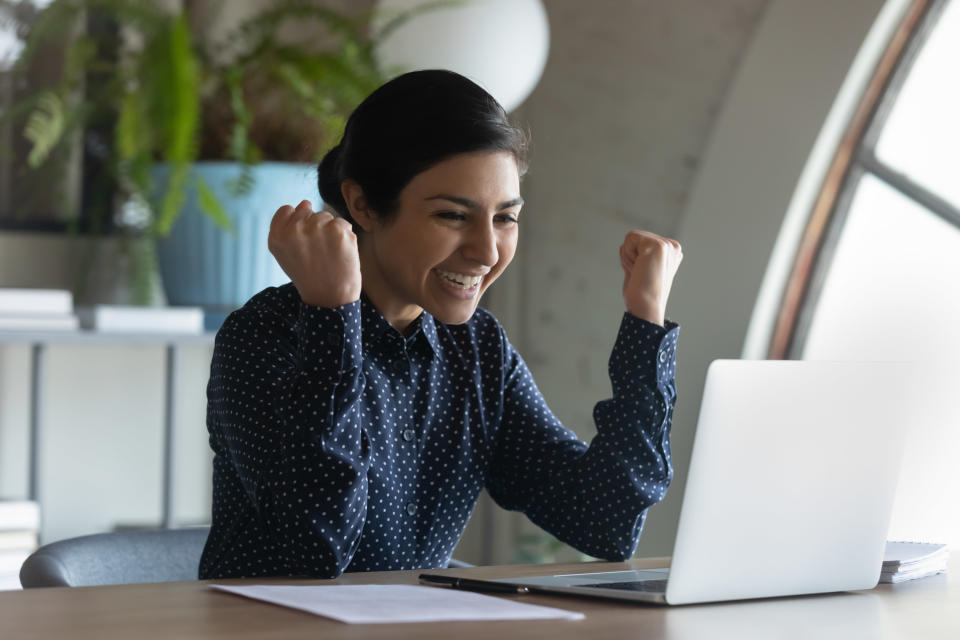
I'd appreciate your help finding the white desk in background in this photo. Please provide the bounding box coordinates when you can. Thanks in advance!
[0,331,215,533]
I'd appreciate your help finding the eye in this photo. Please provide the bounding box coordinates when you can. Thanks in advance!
[496,213,519,225]
[435,211,467,221]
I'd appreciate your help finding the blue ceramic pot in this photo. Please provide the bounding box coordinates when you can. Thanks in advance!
[155,162,318,316]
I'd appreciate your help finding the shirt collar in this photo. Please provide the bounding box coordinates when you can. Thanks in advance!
[416,311,440,358]
[360,293,439,359]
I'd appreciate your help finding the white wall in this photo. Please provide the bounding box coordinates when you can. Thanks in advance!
[646,0,904,556]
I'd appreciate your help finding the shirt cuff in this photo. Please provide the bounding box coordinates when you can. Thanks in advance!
[609,313,680,398]
[295,300,364,378]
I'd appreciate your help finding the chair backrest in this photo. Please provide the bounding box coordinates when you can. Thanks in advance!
[19,527,209,588]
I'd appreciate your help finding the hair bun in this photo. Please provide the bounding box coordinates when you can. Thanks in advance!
[317,144,347,215]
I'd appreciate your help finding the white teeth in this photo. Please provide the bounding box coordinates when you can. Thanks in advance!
[436,269,483,289]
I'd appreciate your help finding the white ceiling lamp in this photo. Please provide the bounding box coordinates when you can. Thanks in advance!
[373,0,550,113]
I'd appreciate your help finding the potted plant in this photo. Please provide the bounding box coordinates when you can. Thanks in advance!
[2,0,439,310]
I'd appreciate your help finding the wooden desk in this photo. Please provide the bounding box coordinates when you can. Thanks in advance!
[1,557,957,639]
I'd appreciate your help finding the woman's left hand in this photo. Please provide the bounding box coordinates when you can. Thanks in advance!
[620,230,683,326]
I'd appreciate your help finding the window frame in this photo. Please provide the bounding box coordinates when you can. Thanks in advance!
[768,0,959,358]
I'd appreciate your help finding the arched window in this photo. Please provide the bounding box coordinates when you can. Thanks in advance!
[769,0,959,546]
[770,0,959,360]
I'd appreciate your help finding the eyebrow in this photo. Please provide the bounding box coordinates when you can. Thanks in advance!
[425,194,524,210]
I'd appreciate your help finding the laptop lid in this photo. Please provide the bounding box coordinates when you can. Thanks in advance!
[665,359,911,604]
[486,360,912,605]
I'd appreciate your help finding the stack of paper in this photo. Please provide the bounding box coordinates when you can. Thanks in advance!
[881,541,949,583]
[0,501,41,591]
[0,288,78,331]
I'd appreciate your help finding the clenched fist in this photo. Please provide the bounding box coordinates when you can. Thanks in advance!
[268,200,362,309]
[620,230,683,326]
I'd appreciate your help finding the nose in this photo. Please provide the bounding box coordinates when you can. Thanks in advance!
[463,219,499,267]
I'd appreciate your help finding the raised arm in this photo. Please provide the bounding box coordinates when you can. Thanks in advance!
[485,230,682,560]
[485,314,678,560]
[203,201,367,578]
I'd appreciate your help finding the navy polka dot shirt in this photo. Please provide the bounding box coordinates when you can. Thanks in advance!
[199,283,679,579]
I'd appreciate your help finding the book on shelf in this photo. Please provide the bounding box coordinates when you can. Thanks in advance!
[0,287,78,332]
[77,305,205,334]
[0,530,38,551]
[0,501,40,531]
[881,541,949,583]
[0,288,73,315]
[0,313,79,331]
[0,501,40,592]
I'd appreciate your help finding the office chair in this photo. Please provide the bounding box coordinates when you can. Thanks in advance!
[20,526,473,588]
[19,527,211,588]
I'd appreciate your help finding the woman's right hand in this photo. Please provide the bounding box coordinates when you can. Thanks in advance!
[620,230,683,326]
[268,200,362,308]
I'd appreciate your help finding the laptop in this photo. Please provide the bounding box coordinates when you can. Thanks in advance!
[487,359,913,605]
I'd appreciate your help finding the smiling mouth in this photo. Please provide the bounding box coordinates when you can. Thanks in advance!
[434,268,483,290]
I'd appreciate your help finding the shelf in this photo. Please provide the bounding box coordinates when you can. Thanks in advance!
[0,333,216,539]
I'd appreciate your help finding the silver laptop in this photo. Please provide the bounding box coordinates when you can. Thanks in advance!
[491,359,913,605]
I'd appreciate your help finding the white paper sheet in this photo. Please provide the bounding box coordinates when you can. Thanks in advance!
[211,584,584,624]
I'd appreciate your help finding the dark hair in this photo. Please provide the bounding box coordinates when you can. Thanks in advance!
[317,70,528,226]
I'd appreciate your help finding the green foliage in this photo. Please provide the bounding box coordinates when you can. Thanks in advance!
[224,66,258,166]
[195,176,233,233]
[23,91,65,168]
[146,14,200,237]
[5,0,449,238]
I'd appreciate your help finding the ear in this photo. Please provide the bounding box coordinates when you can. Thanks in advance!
[341,180,376,233]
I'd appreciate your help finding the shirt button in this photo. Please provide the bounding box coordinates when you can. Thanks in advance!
[659,351,668,364]
[402,429,415,442]
[406,502,417,516]
[393,359,407,372]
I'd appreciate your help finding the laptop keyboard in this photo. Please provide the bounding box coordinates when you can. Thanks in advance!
[580,579,668,593]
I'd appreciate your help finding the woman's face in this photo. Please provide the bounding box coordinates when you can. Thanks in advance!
[356,151,522,330]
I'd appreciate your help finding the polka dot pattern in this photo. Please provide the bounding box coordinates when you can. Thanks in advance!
[199,284,680,579]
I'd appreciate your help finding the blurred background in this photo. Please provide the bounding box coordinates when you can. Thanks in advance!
[0,0,957,579]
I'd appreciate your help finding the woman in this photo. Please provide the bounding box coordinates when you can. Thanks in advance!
[199,70,682,579]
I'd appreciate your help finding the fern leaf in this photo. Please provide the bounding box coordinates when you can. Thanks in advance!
[116,91,147,161]
[195,176,235,233]
[11,0,83,72]
[231,1,363,58]
[225,164,255,199]
[24,91,65,168]
[226,66,253,163]
[153,162,189,236]
[371,0,464,46]
[142,12,201,236]
[160,14,200,163]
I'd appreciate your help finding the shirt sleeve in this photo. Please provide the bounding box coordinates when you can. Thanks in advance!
[206,298,369,577]
[485,313,679,561]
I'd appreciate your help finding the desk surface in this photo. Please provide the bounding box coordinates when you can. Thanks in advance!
[2,557,957,639]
